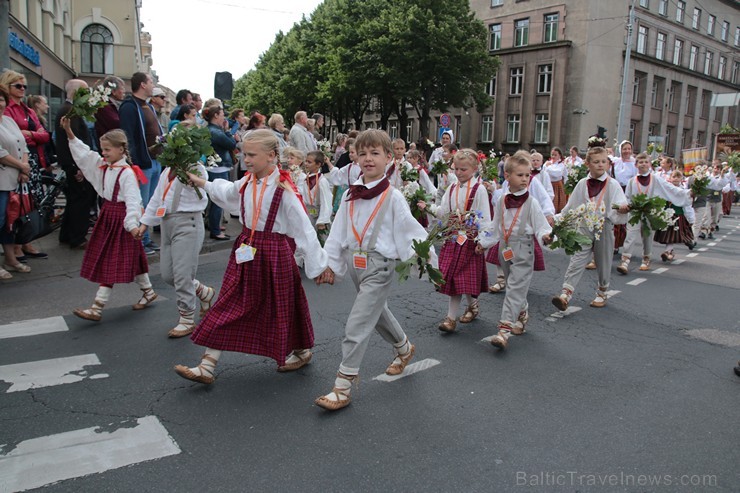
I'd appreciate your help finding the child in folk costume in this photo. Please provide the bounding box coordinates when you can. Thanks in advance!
[326,139,361,186]
[136,132,216,338]
[301,150,333,240]
[552,146,629,311]
[314,130,433,411]
[544,147,567,212]
[565,146,584,168]
[283,147,306,180]
[690,161,730,241]
[405,149,437,196]
[434,143,458,204]
[384,138,411,189]
[421,149,492,332]
[721,169,736,217]
[530,152,555,201]
[704,162,735,235]
[487,164,555,294]
[61,117,157,322]
[655,156,676,181]
[608,141,636,253]
[617,153,692,274]
[175,129,331,384]
[654,170,696,262]
[479,151,552,350]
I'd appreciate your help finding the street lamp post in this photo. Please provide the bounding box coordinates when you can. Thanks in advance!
[616,0,637,146]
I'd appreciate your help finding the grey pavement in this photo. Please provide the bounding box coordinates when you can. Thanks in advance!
[0,212,739,492]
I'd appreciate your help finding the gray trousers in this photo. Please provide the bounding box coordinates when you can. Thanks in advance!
[499,237,534,323]
[160,212,205,313]
[563,223,615,293]
[704,200,721,230]
[693,205,707,237]
[622,220,652,260]
[339,251,407,376]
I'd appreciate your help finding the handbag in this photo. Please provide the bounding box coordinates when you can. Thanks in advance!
[9,184,44,244]
[5,183,33,229]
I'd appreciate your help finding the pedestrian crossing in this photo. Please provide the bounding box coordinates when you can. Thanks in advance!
[0,316,181,491]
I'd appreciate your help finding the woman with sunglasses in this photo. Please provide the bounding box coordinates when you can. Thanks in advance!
[0,70,49,260]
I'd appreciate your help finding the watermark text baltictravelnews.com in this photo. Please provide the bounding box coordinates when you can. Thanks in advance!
[516,471,718,488]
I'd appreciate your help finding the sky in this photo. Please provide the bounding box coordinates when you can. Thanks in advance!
[139,0,324,99]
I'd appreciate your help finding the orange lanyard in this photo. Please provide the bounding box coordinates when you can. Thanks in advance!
[452,180,473,215]
[635,174,651,194]
[248,174,270,245]
[307,173,320,205]
[350,188,390,250]
[502,202,524,245]
[161,175,176,203]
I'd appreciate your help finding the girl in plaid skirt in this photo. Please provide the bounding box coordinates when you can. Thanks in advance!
[421,149,491,333]
[175,129,331,385]
[60,117,157,322]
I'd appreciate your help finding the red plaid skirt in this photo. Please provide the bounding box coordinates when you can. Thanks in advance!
[552,180,567,213]
[438,239,488,296]
[80,200,148,284]
[722,191,733,216]
[654,215,694,246]
[486,237,545,271]
[614,224,627,248]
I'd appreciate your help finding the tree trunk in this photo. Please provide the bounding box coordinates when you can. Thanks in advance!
[397,98,410,142]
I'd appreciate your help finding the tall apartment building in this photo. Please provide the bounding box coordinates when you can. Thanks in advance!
[466,0,740,157]
[6,0,154,124]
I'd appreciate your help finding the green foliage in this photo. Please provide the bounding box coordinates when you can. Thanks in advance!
[430,160,449,176]
[564,165,589,195]
[719,124,739,134]
[626,193,674,237]
[400,166,419,183]
[548,227,593,256]
[66,86,110,122]
[480,154,499,182]
[718,150,740,173]
[157,125,213,199]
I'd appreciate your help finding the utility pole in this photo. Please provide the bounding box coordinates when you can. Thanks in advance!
[616,0,637,146]
[1,0,9,70]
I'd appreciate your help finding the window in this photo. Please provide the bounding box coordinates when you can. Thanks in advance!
[629,122,636,145]
[718,56,727,80]
[639,0,648,7]
[632,75,641,104]
[681,128,691,148]
[736,27,740,47]
[506,114,520,142]
[544,14,558,43]
[649,123,658,136]
[656,32,666,60]
[658,0,668,16]
[673,39,683,65]
[686,86,696,115]
[721,21,729,42]
[534,114,549,144]
[733,62,740,85]
[676,1,685,23]
[667,83,677,112]
[651,80,659,108]
[481,116,494,143]
[704,51,713,76]
[514,19,529,47]
[701,91,710,119]
[389,122,398,139]
[538,64,553,93]
[510,67,524,95]
[489,24,502,50]
[692,8,701,30]
[666,127,673,150]
[80,24,114,74]
[689,45,698,70]
[707,15,715,36]
[637,26,648,54]
[486,74,497,97]
[406,121,413,142]
[491,0,503,6]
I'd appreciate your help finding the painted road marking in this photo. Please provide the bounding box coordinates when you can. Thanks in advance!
[627,278,647,286]
[698,247,708,251]
[652,267,668,274]
[687,253,699,257]
[0,316,68,340]
[0,416,180,492]
[672,259,685,265]
[715,239,722,243]
[545,306,582,322]
[605,290,621,298]
[684,329,740,347]
[0,354,107,393]
[373,358,440,382]
[707,242,717,246]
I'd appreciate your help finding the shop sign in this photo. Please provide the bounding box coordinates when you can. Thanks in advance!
[9,32,41,66]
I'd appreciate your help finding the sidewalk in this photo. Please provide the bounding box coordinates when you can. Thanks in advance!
[1,215,242,284]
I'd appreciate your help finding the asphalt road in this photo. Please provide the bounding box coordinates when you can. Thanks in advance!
[1,214,738,492]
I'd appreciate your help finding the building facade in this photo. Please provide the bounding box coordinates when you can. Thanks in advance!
[5,0,168,126]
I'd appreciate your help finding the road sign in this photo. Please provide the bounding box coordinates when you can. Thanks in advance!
[439,114,451,127]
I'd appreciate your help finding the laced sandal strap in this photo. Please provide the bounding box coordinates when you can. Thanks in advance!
[201,354,219,366]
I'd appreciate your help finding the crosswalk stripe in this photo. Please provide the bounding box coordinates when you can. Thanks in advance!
[0,416,180,492]
[0,316,69,340]
[652,267,668,274]
[707,242,717,246]
[0,354,107,393]
[698,247,709,251]
[687,253,699,257]
[715,238,722,243]
[373,358,440,382]
[627,278,647,286]
[545,306,582,321]
[672,259,685,265]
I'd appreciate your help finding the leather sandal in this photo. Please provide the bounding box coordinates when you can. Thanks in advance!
[133,289,158,310]
[73,300,105,322]
[488,278,506,293]
[196,284,215,316]
[385,344,415,376]
[551,292,570,311]
[277,350,313,372]
[315,373,356,411]
[0,268,12,280]
[438,317,457,333]
[458,300,479,323]
[589,290,608,308]
[168,323,195,338]
[3,262,31,273]
[174,354,218,384]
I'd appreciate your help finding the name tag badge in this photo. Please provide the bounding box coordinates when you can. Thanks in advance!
[456,231,467,246]
[353,251,368,270]
[155,206,166,218]
[502,247,514,262]
[235,243,256,264]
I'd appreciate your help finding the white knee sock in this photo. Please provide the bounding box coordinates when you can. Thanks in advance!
[134,273,152,290]
[393,336,410,356]
[95,285,112,304]
[448,295,461,319]
[189,348,222,378]
[322,373,355,402]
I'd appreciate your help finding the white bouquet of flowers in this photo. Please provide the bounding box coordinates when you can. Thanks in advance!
[549,202,605,255]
